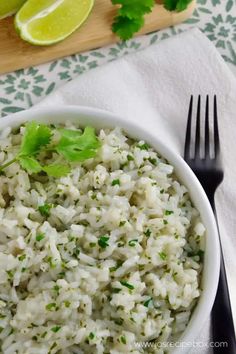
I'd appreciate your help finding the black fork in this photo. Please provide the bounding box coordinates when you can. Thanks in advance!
[184,95,236,353]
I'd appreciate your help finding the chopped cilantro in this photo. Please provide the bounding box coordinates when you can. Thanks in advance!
[143,297,153,307]
[89,332,95,340]
[120,280,134,290]
[144,229,151,237]
[114,318,124,326]
[38,204,53,217]
[187,249,204,261]
[98,236,109,249]
[46,303,57,311]
[148,157,157,165]
[127,154,134,161]
[51,326,61,333]
[120,335,127,344]
[18,254,26,261]
[159,252,167,260]
[138,143,149,150]
[6,270,14,279]
[112,179,120,186]
[128,239,138,247]
[53,285,60,295]
[165,210,174,215]
[36,233,45,241]
[41,331,47,338]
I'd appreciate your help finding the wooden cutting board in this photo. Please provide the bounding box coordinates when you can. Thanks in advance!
[0,0,195,75]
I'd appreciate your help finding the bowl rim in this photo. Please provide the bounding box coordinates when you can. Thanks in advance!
[0,105,220,353]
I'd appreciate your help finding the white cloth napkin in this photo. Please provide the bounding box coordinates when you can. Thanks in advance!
[37,28,236,352]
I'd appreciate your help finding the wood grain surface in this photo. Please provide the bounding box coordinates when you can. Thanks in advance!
[0,0,195,75]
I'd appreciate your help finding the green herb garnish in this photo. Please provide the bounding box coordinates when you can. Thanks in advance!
[164,0,192,12]
[144,229,151,237]
[111,0,155,40]
[187,249,204,261]
[53,285,60,295]
[138,143,149,150]
[98,236,110,249]
[0,122,100,178]
[6,270,14,279]
[128,239,138,247]
[112,179,120,186]
[120,280,134,290]
[38,204,53,217]
[120,335,127,344]
[165,210,174,215]
[159,252,167,260]
[143,297,153,307]
[148,157,157,165]
[36,233,45,241]
[114,318,124,325]
[51,326,61,333]
[111,0,192,40]
[127,154,134,161]
[45,303,57,311]
[88,332,95,340]
[18,254,26,261]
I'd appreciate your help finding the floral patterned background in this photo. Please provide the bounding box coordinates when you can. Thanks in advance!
[0,0,235,117]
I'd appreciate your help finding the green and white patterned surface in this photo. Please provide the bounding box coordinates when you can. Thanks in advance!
[0,0,235,117]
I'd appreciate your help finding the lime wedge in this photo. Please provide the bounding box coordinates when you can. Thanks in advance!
[0,0,26,19]
[15,0,94,46]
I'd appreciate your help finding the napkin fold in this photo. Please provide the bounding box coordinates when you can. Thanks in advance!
[37,28,236,352]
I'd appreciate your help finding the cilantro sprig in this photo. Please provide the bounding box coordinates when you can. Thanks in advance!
[112,0,155,40]
[0,122,101,178]
[111,0,192,40]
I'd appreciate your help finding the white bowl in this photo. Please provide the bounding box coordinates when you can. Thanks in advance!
[0,106,220,353]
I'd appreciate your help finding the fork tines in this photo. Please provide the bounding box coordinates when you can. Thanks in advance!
[184,95,220,162]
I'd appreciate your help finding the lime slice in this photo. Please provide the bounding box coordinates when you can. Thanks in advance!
[15,0,94,46]
[0,0,26,19]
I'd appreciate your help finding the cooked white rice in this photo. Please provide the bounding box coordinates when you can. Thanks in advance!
[0,123,205,354]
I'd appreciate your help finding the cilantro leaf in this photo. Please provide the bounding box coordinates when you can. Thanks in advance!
[163,0,178,10]
[111,0,154,40]
[176,0,192,11]
[164,0,192,11]
[19,156,42,174]
[98,236,110,249]
[38,203,53,217]
[20,121,51,156]
[59,128,82,139]
[43,164,71,178]
[143,297,153,307]
[36,233,45,242]
[0,123,101,178]
[112,15,144,41]
[120,280,135,290]
[56,126,101,162]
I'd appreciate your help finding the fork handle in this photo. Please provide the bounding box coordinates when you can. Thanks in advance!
[210,199,236,353]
